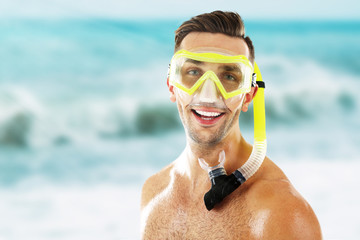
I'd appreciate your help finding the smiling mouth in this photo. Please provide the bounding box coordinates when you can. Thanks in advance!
[191,109,225,124]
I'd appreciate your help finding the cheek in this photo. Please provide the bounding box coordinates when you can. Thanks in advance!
[175,91,191,122]
[224,95,245,112]
[175,88,192,107]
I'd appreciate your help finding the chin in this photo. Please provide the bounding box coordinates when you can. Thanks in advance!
[186,125,226,147]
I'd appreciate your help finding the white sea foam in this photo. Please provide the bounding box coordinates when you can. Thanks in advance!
[257,54,359,123]
[0,184,142,240]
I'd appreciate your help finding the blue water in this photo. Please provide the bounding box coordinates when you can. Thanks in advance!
[0,19,360,239]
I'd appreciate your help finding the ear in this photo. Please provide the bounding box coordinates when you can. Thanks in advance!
[241,86,258,112]
[167,78,176,102]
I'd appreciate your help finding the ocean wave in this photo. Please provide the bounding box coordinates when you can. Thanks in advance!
[0,87,43,147]
[256,55,359,126]
[0,57,358,148]
[0,87,182,148]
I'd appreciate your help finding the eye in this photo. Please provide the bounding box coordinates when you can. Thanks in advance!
[224,74,236,81]
[187,69,200,76]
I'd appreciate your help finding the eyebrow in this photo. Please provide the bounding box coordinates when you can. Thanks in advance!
[183,60,241,72]
[219,65,241,72]
[184,59,204,65]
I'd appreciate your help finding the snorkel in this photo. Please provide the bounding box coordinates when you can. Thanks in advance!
[198,63,266,210]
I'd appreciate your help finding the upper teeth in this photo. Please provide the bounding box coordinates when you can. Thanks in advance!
[195,110,221,117]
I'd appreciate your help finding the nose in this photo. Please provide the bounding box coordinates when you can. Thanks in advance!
[197,78,221,103]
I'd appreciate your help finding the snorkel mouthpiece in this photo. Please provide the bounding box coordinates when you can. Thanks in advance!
[199,151,247,211]
[203,170,246,211]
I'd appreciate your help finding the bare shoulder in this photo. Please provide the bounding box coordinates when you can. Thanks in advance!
[247,158,322,239]
[140,162,174,209]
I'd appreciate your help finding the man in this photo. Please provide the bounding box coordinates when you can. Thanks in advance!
[141,11,322,239]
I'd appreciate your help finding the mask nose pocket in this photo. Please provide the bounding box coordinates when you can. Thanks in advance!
[196,73,222,102]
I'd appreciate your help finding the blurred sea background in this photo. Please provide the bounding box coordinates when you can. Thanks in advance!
[0,1,360,239]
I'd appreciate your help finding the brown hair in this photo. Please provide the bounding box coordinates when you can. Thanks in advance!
[174,11,255,63]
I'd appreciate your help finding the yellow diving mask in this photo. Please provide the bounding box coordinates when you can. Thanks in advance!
[168,49,254,100]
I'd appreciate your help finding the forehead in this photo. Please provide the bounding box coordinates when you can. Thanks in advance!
[179,32,250,58]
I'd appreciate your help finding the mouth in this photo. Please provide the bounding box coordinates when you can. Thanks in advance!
[191,109,225,125]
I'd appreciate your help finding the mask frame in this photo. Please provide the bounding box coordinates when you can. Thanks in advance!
[168,50,254,100]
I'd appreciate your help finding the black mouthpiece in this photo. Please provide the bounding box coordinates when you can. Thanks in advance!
[204,170,245,211]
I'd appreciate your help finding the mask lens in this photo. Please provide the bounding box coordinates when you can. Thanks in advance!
[169,50,253,98]
[179,59,203,89]
[216,62,245,92]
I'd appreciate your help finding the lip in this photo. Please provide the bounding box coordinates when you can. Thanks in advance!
[191,108,225,126]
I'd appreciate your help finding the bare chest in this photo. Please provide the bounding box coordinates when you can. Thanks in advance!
[142,191,252,240]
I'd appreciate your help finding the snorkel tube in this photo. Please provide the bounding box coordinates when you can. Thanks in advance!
[199,63,267,211]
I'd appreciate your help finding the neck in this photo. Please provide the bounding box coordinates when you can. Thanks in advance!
[181,126,252,182]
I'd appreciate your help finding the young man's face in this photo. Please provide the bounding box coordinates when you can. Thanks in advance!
[169,32,254,146]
